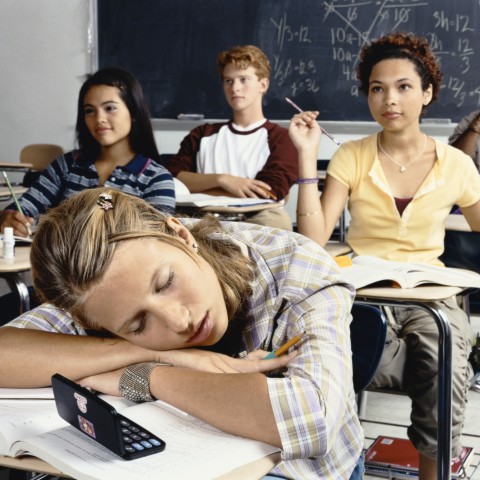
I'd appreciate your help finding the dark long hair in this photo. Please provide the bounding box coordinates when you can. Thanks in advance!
[75,67,160,162]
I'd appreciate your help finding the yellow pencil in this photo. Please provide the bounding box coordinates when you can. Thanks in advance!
[263,331,307,359]
[260,187,278,201]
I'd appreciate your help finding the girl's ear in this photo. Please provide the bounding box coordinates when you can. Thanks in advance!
[166,217,198,250]
[423,84,433,106]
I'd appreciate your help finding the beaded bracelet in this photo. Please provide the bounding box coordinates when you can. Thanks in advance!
[296,177,319,184]
[297,210,321,217]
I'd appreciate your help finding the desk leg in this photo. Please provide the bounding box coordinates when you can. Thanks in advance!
[354,298,452,480]
[4,272,30,314]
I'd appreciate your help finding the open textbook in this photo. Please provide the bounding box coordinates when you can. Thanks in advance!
[176,193,279,208]
[0,391,279,480]
[173,178,282,209]
[338,255,480,290]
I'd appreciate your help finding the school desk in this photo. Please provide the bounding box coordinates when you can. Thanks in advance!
[0,161,34,172]
[0,245,31,313]
[0,186,27,202]
[355,285,467,480]
[177,186,285,221]
[445,213,471,232]
[323,242,352,258]
[0,450,281,479]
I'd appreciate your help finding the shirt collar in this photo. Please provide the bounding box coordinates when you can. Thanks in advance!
[76,151,150,175]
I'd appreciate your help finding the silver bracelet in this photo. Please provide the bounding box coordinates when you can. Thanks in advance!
[119,362,170,402]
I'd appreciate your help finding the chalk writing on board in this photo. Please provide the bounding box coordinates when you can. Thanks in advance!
[261,0,480,119]
[98,0,480,121]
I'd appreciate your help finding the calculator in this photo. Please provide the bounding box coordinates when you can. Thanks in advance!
[51,373,166,460]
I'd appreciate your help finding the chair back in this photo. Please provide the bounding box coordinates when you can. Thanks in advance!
[20,143,64,171]
[350,304,387,393]
[440,228,480,313]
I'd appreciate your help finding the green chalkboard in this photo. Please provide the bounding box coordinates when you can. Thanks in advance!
[98,0,480,121]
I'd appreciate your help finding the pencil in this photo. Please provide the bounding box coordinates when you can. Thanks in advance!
[2,170,31,235]
[261,187,278,201]
[263,331,307,359]
[285,97,341,145]
[2,171,24,215]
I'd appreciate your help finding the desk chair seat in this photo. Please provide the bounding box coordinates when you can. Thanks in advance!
[350,304,387,393]
[20,143,64,187]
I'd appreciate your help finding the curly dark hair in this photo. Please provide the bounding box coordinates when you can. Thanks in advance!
[356,32,442,110]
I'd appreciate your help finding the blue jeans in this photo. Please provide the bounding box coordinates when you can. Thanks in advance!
[262,452,365,479]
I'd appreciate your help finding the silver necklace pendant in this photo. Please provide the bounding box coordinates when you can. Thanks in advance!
[399,165,406,173]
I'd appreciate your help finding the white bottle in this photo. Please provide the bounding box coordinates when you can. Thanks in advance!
[2,227,15,259]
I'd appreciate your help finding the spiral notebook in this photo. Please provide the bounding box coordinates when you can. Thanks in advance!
[365,436,474,479]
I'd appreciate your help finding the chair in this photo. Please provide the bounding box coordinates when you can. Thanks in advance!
[20,143,64,187]
[440,227,480,314]
[20,143,64,171]
[350,303,387,393]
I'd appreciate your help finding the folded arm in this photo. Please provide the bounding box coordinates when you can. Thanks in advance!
[0,327,164,388]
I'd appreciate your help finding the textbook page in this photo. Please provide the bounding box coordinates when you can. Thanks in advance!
[0,387,54,400]
[2,400,279,480]
[0,400,64,456]
[340,255,480,289]
[176,193,276,207]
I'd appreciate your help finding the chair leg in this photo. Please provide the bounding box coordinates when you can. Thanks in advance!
[356,390,368,419]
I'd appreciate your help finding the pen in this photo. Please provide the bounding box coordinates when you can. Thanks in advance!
[285,97,340,145]
[2,170,31,236]
[263,331,307,359]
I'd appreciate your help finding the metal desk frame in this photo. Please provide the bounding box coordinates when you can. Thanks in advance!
[354,294,453,480]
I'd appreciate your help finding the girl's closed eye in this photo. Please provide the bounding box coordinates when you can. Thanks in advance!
[132,317,146,336]
[156,271,174,293]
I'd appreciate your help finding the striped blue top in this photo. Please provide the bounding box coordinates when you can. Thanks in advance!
[6,150,175,217]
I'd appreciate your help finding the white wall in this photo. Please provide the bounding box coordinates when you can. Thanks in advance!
[0,0,90,163]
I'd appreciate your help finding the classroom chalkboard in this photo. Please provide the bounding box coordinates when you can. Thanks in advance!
[97,0,480,122]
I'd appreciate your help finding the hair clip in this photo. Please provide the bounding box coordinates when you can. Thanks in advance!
[97,192,114,211]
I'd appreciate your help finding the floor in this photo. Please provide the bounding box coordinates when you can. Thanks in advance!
[362,312,480,479]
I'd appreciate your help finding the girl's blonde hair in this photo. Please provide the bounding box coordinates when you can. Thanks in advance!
[31,188,253,329]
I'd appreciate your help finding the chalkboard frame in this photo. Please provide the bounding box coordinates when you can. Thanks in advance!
[96,0,480,122]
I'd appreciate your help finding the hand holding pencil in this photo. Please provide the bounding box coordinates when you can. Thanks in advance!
[263,332,307,360]
[1,171,34,237]
[285,97,340,145]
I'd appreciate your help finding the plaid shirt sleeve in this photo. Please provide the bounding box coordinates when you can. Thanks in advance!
[3,303,87,335]
[220,221,364,480]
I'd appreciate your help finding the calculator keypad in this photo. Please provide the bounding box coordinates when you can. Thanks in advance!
[119,416,162,453]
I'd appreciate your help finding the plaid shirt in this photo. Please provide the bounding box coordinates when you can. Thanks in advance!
[5,150,175,217]
[6,221,363,479]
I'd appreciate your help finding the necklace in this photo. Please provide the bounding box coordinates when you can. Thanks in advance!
[378,133,427,173]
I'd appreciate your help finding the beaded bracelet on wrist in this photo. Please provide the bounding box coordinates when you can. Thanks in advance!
[296,177,319,184]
